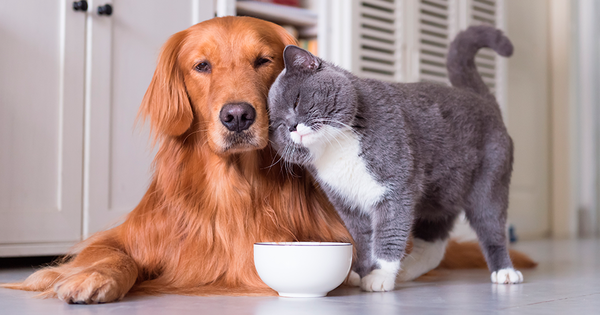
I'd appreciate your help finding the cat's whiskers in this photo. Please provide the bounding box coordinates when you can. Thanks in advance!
[289,146,300,177]
[320,127,342,149]
[310,123,335,148]
[263,144,286,170]
[281,144,292,175]
[309,118,358,144]
[265,140,288,178]
[311,118,357,134]
[312,122,349,150]
[282,143,300,178]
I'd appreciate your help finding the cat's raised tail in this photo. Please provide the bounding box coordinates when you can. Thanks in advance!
[446,25,513,96]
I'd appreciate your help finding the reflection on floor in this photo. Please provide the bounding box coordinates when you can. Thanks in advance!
[0,238,598,315]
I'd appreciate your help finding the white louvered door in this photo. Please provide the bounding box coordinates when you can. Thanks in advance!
[354,0,399,82]
[342,0,503,96]
[414,0,452,84]
[470,0,502,97]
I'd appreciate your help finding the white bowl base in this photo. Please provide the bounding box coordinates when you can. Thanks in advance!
[278,292,327,298]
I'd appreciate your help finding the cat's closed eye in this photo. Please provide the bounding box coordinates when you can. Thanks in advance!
[293,93,300,110]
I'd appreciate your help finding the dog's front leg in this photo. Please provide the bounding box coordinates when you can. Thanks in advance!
[51,244,138,304]
[7,233,139,304]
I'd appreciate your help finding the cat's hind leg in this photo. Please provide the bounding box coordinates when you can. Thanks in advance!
[465,191,522,284]
[464,140,523,284]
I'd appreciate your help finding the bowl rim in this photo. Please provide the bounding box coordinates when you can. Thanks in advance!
[254,242,352,246]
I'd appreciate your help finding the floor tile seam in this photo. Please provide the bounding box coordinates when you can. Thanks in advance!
[497,291,600,310]
[326,295,508,313]
[325,300,494,314]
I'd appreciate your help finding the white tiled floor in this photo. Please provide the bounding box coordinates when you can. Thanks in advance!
[0,238,598,315]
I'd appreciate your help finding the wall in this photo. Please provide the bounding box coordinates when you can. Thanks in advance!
[505,0,600,239]
[575,0,600,237]
[504,0,551,239]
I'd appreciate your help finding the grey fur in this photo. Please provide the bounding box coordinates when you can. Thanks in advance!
[268,25,516,278]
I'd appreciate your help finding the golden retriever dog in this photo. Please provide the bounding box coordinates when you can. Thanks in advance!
[2,16,353,303]
[2,16,535,304]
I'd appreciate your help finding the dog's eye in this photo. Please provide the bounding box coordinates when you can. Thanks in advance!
[195,61,211,73]
[254,57,272,68]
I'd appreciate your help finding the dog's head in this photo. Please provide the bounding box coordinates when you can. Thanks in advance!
[139,17,296,155]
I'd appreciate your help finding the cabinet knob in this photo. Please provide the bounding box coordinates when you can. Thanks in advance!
[98,4,113,16]
[72,0,88,12]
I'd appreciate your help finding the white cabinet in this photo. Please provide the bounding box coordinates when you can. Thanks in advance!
[0,1,86,255]
[83,0,214,237]
[0,0,214,256]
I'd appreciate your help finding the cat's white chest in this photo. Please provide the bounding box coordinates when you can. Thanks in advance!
[306,126,387,213]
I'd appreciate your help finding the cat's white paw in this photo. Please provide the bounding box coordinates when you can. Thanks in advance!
[491,268,523,284]
[360,269,396,292]
[344,271,361,287]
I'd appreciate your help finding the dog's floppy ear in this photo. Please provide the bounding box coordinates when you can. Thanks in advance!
[274,24,298,47]
[139,30,193,138]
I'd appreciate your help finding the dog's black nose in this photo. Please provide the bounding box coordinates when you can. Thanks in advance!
[219,103,256,132]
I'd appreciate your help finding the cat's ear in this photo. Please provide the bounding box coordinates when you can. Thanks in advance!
[283,45,320,73]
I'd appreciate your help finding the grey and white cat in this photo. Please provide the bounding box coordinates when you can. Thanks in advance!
[267,25,523,291]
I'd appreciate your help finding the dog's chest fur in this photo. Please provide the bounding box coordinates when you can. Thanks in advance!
[306,127,387,213]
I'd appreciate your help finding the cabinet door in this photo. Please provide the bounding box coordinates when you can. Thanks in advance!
[0,1,85,254]
[84,0,214,237]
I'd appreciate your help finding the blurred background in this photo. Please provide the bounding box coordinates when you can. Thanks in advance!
[0,0,598,258]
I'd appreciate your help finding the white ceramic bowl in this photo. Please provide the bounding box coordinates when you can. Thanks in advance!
[254,242,353,298]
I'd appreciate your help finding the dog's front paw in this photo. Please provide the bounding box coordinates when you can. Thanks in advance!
[491,268,523,284]
[54,270,125,304]
[344,270,361,287]
[360,269,396,292]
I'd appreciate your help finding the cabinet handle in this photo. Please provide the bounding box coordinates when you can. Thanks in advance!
[72,0,88,12]
[98,4,113,16]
